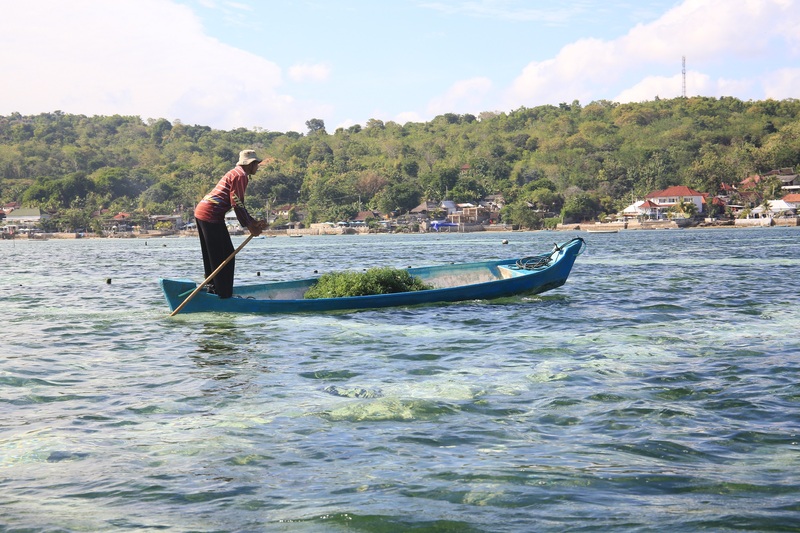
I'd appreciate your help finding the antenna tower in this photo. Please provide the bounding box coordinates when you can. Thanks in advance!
[682,56,686,98]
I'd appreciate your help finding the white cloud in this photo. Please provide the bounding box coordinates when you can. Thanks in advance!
[504,0,800,108]
[762,68,800,100]
[0,0,319,131]
[288,63,332,83]
[614,72,716,102]
[427,77,493,117]
[614,75,684,102]
[332,118,357,131]
[394,111,426,124]
[714,77,757,98]
[419,1,586,24]
[2,0,798,131]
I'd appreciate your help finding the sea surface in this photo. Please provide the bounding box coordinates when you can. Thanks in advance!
[1,228,799,532]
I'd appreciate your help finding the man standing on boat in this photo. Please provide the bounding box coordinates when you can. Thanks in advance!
[194,149,267,298]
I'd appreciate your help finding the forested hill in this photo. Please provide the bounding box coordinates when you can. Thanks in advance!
[1,96,799,230]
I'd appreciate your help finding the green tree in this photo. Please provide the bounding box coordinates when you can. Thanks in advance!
[527,188,563,212]
[50,207,92,232]
[449,177,486,204]
[561,194,601,223]
[306,118,326,135]
[2,96,800,229]
[501,201,542,229]
[375,182,421,214]
[92,168,149,198]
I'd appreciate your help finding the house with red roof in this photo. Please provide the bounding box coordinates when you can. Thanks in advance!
[726,169,797,205]
[620,185,707,220]
[638,199,666,219]
[265,204,306,225]
[783,193,800,209]
[739,174,763,190]
[645,185,706,216]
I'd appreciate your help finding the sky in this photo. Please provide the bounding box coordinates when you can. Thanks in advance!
[1,0,799,133]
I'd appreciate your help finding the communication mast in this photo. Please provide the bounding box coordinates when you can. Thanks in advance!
[682,56,687,98]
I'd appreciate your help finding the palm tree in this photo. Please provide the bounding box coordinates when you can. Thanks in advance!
[668,200,697,219]
[758,198,772,218]
[681,200,698,219]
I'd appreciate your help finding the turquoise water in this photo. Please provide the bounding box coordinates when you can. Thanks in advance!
[2,228,799,531]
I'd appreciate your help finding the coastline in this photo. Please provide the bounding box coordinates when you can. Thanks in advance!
[557,216,799,232]
[5,216,799,241]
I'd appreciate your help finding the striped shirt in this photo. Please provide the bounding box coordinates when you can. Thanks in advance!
[194,165,255,227]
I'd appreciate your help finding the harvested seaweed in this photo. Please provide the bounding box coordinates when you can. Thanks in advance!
[304,267,433,299]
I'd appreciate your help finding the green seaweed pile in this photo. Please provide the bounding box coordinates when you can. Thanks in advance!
[304,267,433,299]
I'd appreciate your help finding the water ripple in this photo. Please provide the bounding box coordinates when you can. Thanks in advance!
[2,229,800,530]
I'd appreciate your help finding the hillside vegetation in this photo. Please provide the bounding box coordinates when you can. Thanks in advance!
[1,96,799,231]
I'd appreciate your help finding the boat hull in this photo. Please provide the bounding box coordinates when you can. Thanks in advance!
[161,237,585,314]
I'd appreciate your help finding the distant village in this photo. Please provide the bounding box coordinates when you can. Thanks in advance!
[2,167,798,240]
[584,166,800,231]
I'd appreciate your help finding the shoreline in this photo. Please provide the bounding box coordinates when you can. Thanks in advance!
[3,217,799,242]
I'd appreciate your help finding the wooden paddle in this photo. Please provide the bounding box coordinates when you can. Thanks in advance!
[170,234,255,316]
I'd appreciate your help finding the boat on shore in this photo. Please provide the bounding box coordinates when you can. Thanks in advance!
[160,237,585,314]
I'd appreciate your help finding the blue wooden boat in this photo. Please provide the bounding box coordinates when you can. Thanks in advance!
[160,237,585,314]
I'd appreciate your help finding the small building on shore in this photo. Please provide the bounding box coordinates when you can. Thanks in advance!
[3,207,50,228]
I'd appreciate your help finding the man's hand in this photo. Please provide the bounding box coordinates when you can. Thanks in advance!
[248,220,267,236]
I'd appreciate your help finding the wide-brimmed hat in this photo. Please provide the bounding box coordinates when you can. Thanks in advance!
[237,149,262,166]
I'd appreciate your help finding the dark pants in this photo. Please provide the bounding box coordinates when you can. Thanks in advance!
[197,220,234,298]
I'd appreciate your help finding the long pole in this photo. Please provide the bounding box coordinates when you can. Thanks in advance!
[170,234,254,316]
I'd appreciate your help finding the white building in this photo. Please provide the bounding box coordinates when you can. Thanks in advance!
[645,186,705,214]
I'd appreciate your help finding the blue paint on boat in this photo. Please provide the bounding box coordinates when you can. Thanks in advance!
[160,237,585,314]
[431,220,459,231]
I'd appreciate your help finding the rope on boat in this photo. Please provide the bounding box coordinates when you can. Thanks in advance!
[515,237,587,270]
[516,254,552,270]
